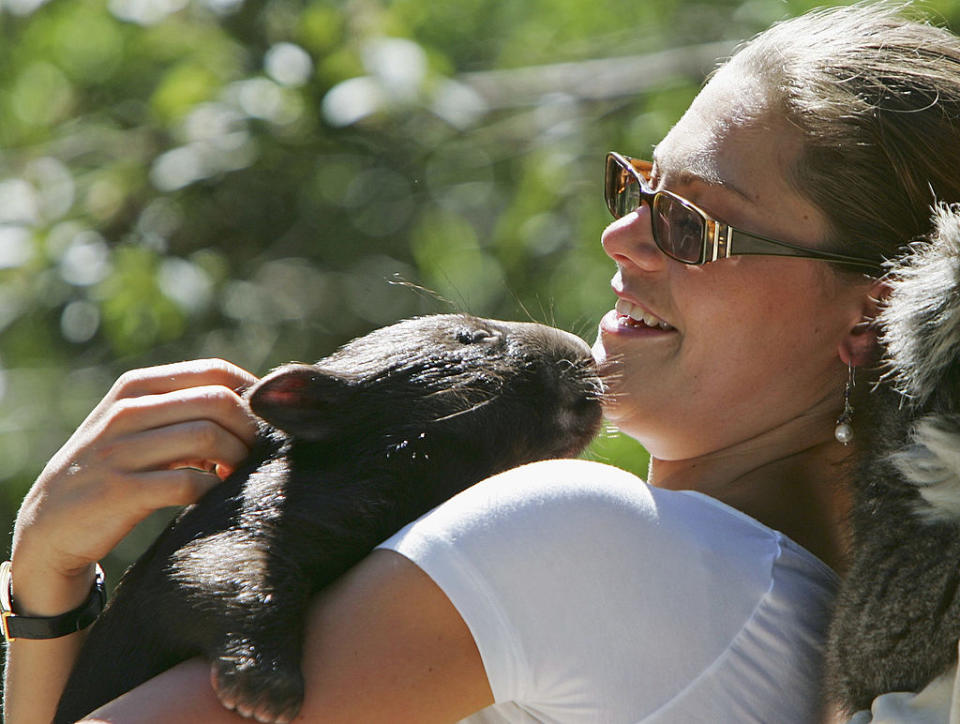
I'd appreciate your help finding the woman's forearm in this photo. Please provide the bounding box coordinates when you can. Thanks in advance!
[5,633,89,724]
[78,550,492,723]
[2,560,97,724]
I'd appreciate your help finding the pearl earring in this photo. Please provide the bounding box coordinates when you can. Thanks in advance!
[835,363,855,445]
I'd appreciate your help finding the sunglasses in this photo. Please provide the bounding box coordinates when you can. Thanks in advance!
[604,152,882,273]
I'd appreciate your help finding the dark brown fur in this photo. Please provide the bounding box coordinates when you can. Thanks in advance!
[54,314,602,723]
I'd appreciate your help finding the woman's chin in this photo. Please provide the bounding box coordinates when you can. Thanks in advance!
[591,332,609,366]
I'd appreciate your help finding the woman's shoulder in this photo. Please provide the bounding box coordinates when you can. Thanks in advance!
[379,458,839,722]
[382,457,834,600]
[435,458,807,552]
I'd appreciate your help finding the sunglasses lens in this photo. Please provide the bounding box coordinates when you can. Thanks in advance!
[604,154,706,265]
[605,156,641,218]
[652,194,705,264]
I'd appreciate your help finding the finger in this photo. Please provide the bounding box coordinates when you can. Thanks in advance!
[107,359,258,401]
[136,468,228,509]
[104,384,260,447]
[65,468,227,537]
[110,419,254,475]
[13,465,230,576]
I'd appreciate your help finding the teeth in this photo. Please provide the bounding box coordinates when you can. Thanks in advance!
[615,299,674,330]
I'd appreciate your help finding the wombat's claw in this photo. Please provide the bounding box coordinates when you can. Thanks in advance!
[211,656,304,724]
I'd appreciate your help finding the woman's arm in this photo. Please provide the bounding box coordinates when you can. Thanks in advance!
[4,359,259,724]
[80,549,494,723]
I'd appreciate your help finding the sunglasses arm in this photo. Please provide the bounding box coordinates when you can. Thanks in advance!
[721,225,882,273]
[705,220,731,263]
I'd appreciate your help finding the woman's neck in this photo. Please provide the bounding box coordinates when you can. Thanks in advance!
[648,422,855,574]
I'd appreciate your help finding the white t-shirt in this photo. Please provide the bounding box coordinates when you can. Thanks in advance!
[847,663,960,723]
[378,458,839,724]
[845,643,960,722]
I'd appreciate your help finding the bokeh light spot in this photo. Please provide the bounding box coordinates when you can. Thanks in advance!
[265,43,313,87]
[59,231,112,286]
[60,300,101,343]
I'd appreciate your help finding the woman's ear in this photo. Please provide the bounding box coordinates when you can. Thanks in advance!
[838,279,890,368]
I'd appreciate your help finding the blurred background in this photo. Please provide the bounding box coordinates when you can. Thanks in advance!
[2,0,959,605]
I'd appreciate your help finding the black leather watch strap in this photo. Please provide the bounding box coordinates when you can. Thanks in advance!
[0,561,105,642]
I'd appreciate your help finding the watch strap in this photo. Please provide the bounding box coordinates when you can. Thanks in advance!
[0,561,105,642]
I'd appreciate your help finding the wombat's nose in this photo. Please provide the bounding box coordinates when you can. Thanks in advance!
[554,328,592,356]
[503,320,592,357]
[547,328,595,365]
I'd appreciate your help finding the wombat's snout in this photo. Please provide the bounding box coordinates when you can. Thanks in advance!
[558,329,593,357]
[501,321,603,455]
[501,320,592,355]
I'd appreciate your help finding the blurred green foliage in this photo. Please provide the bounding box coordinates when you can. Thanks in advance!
[4,0,960,603]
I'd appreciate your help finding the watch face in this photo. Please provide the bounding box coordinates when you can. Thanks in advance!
[1,560,16,642]
[0,560,13,613]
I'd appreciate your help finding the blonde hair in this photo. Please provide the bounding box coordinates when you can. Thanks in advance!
[728,3,960,263]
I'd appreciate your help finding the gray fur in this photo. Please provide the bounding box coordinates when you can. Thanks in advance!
[891,415,960,521]
[881,204,960,522]
[880,204,960,407]
[826,204,960,713]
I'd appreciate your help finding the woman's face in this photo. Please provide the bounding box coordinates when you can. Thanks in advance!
[594,69,871,460]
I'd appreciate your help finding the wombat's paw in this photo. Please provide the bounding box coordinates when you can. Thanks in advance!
[211,653,304,724]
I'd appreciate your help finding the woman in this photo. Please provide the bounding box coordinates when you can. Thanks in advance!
[6,4,960,722]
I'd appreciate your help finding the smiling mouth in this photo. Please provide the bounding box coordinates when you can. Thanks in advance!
[615,299,675,331]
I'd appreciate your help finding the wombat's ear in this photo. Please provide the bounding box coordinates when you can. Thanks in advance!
[248,364,355,440]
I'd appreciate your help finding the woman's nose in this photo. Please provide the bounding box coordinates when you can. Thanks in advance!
[600,205,667,271]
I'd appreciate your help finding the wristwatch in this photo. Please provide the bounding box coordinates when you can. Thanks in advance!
[0,560,105,642]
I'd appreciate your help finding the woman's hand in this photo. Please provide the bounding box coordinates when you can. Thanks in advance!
[4,359,259,724]
[9,358,259,616]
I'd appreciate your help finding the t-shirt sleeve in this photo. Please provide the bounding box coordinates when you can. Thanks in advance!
[377,458,801,722]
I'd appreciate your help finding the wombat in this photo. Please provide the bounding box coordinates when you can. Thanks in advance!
[54,314,602,723]
[825,204,960,714]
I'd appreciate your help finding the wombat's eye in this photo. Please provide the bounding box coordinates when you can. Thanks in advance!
[456,328,496,344]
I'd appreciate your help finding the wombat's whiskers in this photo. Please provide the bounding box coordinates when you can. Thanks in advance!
[432,397,497,423]
[569,317,597,344]
[387,276,458,311]
[509,291,545,325]
[593,352,625,405]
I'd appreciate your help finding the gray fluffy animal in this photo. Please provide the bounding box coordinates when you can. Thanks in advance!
[826,204,960,714]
